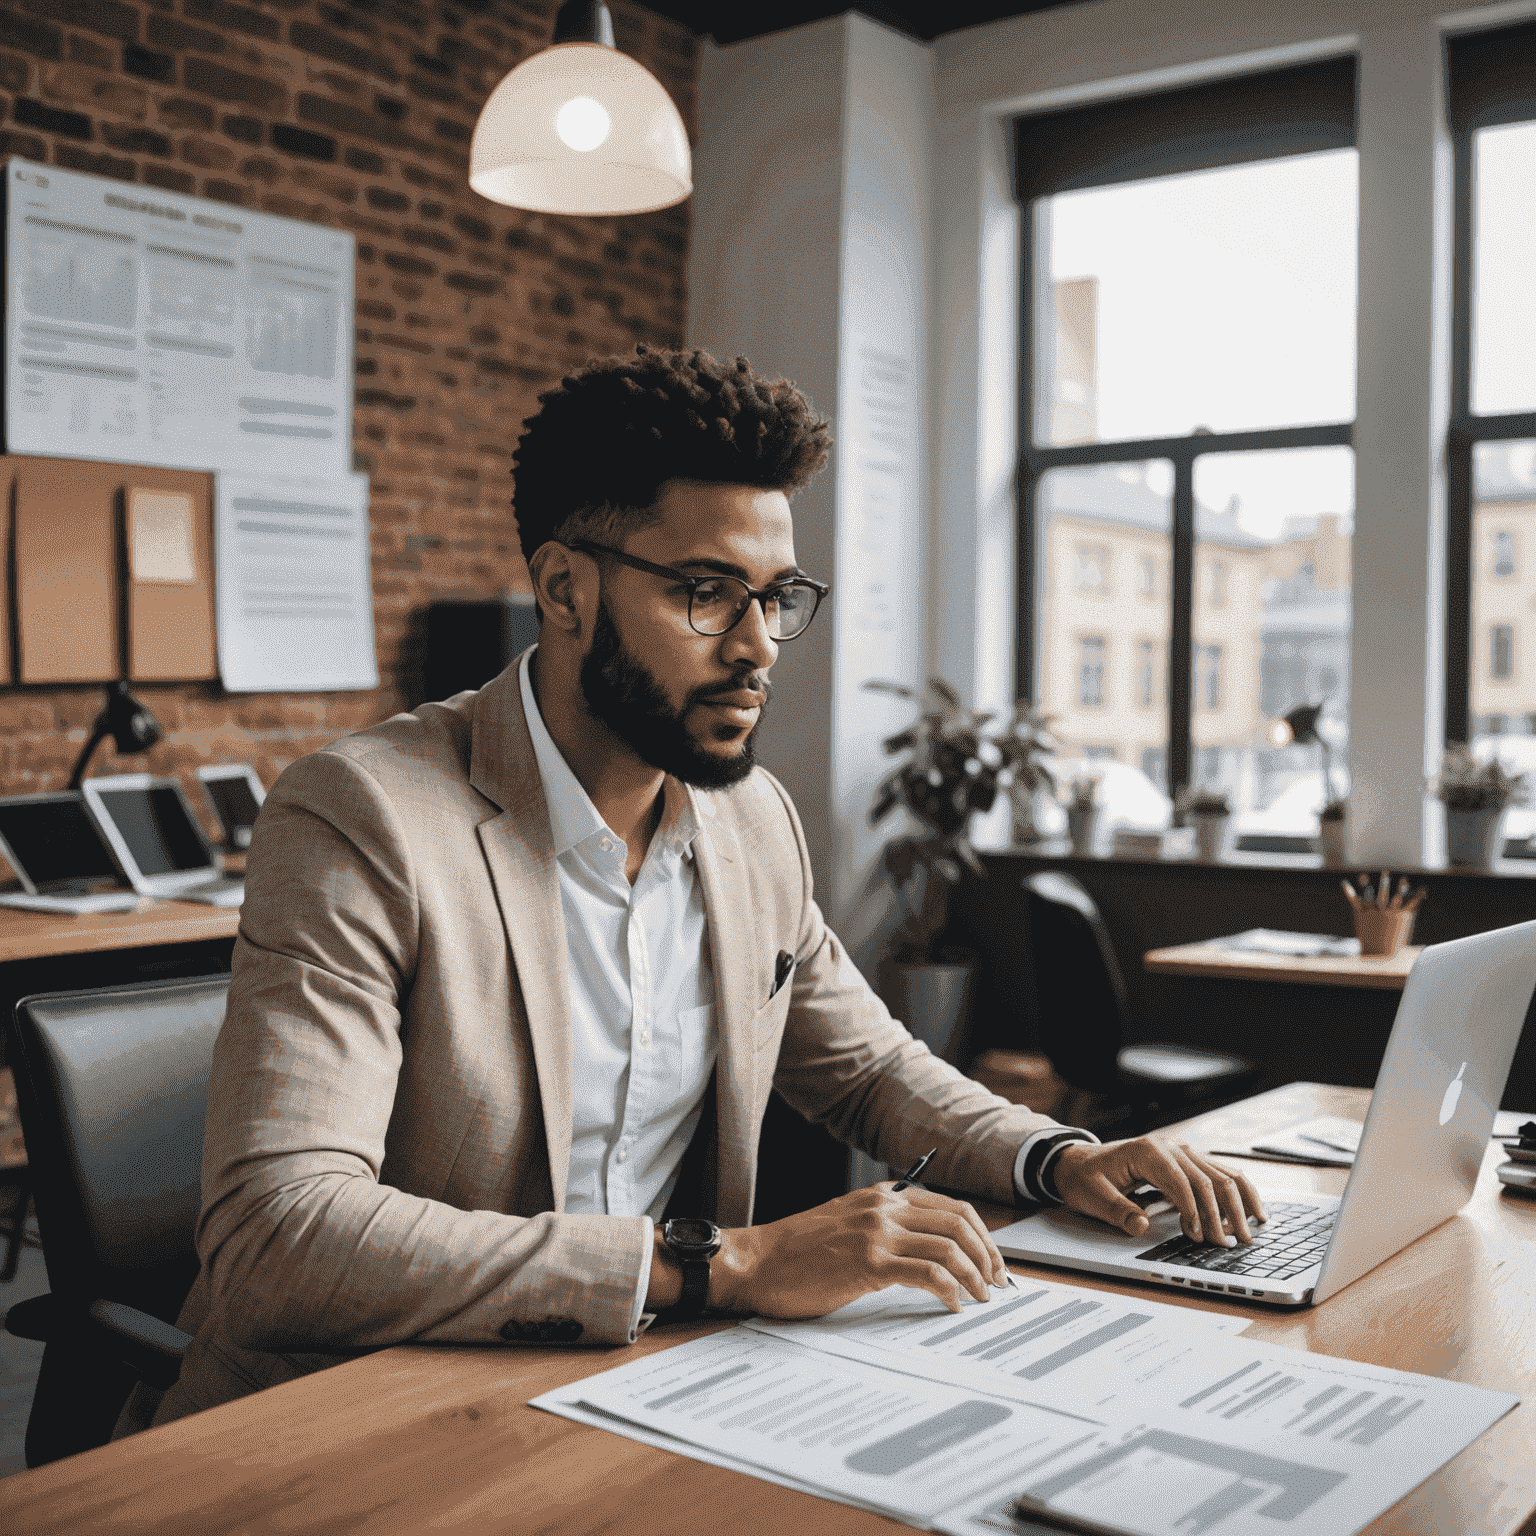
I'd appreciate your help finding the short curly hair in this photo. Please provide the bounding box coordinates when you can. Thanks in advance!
[511,345,832,567]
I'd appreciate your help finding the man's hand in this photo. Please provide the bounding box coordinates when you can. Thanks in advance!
[661,1185,1010,1320]
[1051,1138,1267,1246]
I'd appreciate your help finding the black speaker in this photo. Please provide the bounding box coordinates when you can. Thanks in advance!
[422,597,540,703]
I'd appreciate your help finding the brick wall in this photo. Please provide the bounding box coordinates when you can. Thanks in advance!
[0,0,697,813]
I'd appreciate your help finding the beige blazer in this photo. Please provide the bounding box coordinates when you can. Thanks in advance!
[148,662,1055,1426]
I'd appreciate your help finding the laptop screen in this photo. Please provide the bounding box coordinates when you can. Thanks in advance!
[203,775,261,835]
[93,785,211,877]
[0,797,120,887]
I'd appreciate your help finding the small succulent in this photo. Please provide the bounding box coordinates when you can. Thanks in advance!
[1432,743,1528,812]
[1063,773,1101,811]
[1175,785,1231,818]
[1319,798,1347,823]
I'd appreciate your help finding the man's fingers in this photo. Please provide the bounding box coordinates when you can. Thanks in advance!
[899,1232,992,1302]
[886,1257,972,1314]
[900,1190,1008,1285]
[1069,1172,1154,1237]
[1170,1146,1231,1246]
[1122,1144,1204,1242]
[1181,1145,1266,1238]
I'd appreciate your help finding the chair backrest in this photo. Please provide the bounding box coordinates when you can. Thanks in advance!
[7,975,228,1321]
[1023,872,1130,1095]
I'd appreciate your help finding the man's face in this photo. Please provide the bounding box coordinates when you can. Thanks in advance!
[578,480,800,788]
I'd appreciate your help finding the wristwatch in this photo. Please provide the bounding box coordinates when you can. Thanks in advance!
[660,1217,722,1322]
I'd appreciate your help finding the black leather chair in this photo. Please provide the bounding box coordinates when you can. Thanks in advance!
[1024,872,1260,1133]
[3,974,228,1467]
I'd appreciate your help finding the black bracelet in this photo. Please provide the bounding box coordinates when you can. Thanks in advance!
[1022,1130,1092,1204]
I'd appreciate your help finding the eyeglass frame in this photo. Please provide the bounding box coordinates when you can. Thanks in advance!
[564,539,830,640]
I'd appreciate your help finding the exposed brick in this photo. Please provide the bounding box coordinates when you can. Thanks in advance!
[146,14,222,53]
[366,185,408,211]
[53,144,134,178]
[14,96,90,137]
[344,144,383,173]
[406,72,457,107]
[453,212,490,241]
[402,224,455,253]
[289,20,370,73]
[144,161,194,191]
[0,10,61,60]
[271,122,334,161]
[181,135,233,169]
[67,32,113,69]
[0,125,44,158]
[101,122,170,155]
[184,57,284,112]
[356,298,394,320]
[240,155,280,182]
[157,96,212,129]
[222,113,261,143]
[433,115,470,144]
[183,0,280,42]
[374,94,406,121]
[382,249,434,276]
[203,177,244,203]
[24,0,138,44]
[357,386,416,410]
[445,270,499,295]
[0,48,26,90]
[123,42,172,82]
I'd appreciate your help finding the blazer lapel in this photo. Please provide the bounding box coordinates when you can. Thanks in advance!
[470,656,575,1211]
[689,793,760,1227]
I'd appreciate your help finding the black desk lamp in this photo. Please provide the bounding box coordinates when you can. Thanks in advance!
[67,682,164,789]
[1268,701,1336,802]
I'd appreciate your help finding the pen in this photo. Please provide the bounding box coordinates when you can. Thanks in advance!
[892,1148,936,1192]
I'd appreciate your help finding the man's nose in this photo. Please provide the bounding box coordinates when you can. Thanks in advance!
[723,595,779,671]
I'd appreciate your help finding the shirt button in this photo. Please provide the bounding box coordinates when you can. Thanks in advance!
[616,1147,628,1163]
[640,1031,651,1047]
[600,837,613,852]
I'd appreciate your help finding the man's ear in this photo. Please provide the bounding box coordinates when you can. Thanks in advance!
[528,542,584,635]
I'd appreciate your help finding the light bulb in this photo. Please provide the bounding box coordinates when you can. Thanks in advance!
[555,95,611,152]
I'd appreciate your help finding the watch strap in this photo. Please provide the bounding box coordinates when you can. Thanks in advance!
[672,1257,711,1322]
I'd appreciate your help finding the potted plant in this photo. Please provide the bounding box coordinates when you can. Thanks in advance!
[1063,773,1102,857]
[866,678,1051,1060]
[1318,797,1348,867]
[1432,743,1526,870]
[1176,785,1232,862]
[991,700,1060,844]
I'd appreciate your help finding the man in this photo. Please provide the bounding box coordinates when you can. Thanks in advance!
[142,346,1259,1430]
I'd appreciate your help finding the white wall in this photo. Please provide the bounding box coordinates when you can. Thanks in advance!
[690,16,932,925]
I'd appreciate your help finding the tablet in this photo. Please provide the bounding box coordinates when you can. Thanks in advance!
[195,763,266,850]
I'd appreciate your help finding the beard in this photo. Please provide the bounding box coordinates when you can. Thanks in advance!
[579,594,769,789]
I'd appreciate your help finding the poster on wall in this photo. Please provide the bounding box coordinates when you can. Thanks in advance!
[214,471,377,693]
[3,159,354,478]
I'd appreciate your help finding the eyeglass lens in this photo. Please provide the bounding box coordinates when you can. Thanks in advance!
[690,578,819,639]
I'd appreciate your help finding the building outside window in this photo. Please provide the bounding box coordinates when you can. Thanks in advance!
[1074,542,1109,591]
[1137,640,1155,706]
[1492,623,1515,680]
[1494,528,1517,576]
[1018,57,1357,832]
[1079,636,1105,706]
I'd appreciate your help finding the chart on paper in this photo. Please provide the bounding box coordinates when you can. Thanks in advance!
[4,160,353,476]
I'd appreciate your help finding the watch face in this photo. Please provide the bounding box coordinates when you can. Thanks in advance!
[665,1218,719,1254]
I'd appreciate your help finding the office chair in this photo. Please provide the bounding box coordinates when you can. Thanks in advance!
[3,975,228,1467]
[1023,872,1259,1133]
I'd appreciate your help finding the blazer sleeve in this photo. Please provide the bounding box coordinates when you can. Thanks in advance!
[758,777,1059,1207]
[196,750,651,1354]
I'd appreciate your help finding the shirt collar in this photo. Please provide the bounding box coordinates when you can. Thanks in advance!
[518,648,702,861]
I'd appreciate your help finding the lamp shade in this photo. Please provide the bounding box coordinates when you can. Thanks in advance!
[470,43,691,216]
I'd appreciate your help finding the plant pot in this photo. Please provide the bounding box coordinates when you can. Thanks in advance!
[1188,812,1230,863]
[1318,817,1347,867]
[1445,806,1505,870]
[891,960,976,1065]
[1066,804,1100,857]
[1010,790,1045,846]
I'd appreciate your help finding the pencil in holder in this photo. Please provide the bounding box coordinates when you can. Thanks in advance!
[1352,906,1415,956]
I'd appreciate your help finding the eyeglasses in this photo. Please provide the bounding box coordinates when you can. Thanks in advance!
[566,540,830,641]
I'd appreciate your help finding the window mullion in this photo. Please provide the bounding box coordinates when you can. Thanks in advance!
[1169,453,1195,793]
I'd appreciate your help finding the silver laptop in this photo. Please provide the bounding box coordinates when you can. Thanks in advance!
[0,791,142,914]
[81,774,245,907]
[994,919,1536,1306]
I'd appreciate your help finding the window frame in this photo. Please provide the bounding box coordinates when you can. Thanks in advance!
[1013,57,1358,793]
[1444,19,1536,744]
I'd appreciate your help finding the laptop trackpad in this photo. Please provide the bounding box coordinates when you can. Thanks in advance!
[995,1205,1186,1263]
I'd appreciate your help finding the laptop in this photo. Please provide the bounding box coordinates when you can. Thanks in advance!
[80,774,245,908]
[0,792,143,914]
[195,762,265,851]
[994,918,1536,1306]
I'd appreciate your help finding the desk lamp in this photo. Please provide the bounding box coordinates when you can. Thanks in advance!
[1268,701,1337,803]
[66,682,164,789]
[468,0,691,216]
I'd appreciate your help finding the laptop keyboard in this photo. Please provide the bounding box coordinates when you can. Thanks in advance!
[1135,1200,1334,1281]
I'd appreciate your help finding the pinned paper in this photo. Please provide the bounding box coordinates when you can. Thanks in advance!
[127,488,198,584]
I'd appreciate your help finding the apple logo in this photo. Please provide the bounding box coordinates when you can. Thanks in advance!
[1439,1062,1467,1126]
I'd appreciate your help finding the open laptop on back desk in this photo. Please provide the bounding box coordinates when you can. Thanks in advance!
[995,918,1536,1306]
[0,791,142,914]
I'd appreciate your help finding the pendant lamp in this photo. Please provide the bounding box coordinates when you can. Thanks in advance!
[469,0,692,216]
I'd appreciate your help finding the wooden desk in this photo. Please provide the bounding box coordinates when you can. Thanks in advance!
[1145,939,1421,991]
[6,1085,1534,1535]
[0,901,240,966]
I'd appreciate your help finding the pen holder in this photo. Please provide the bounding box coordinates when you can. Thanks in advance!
[1352,906,1415,957]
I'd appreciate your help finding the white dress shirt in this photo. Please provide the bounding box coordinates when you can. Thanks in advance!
[519,651,717,1236]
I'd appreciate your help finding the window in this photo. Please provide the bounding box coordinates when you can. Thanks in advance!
[1079,636,1105,706]
[1445,22,1536,778]
[1492,623,1515,679]
[1494,528,1517,576]
[1074,542,1109,591]
[1015,56,1358,819]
